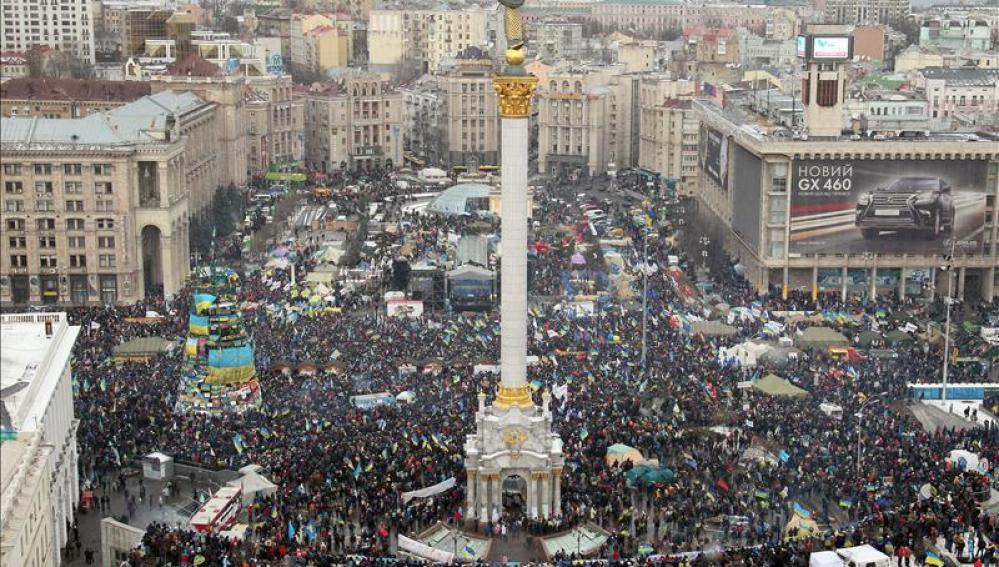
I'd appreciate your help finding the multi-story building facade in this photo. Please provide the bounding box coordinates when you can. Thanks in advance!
[919,15,994,51]
[246,75,303,173]
[537,66,639,178]
[149,73,248,187]
[368,9,491,75]
[0,312,81,565]
[824,0,910,27]
[0,51,29,79]
[914,67,999,120]
[692,44,998,301]
[302,75,403,172]
[527,19,583,61]
[289,13,352,73]
[0,0,95,64]
[1,78,152,119]
[0,92,212,304]
[440,47,499,169]
[637,76,698,195]
[589,2,768,37]
[399,77,444,166]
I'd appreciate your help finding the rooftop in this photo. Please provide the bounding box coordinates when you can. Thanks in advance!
[166,53,221,77]
[919,67,999,86]
[1,91,206,147]
[0,313,79,433]
[0,78,152,102]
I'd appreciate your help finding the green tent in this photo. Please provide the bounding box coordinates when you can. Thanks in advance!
[626,465,676,486]
[884,329,913,345]
[795,326,849,350]
[112,337,176,360]
[753,374,809,398]
[690,320,738,337]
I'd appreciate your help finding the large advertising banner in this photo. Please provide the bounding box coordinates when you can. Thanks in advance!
[789,159,988,255]
[699,125,729,190]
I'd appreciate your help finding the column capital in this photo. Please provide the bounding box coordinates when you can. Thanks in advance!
[494,75,538,119]
[494,384,533,410]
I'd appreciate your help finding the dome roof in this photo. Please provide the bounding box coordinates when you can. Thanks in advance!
[427,183,491,215]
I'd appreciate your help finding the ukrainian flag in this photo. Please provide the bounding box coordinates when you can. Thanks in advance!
[925,551,944,566]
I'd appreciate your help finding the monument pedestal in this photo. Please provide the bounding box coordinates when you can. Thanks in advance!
[464,392,564,522]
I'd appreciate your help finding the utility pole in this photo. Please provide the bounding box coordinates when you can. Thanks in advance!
[941,238,956,401]
[641,226,649,375]
[856,393,884,475]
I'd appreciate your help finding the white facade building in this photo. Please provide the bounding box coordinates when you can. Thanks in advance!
[1,433,55,567]
[0,0,96,64]
[1,312,81,564]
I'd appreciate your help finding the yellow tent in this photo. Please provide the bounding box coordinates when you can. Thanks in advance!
[606,444,644,466]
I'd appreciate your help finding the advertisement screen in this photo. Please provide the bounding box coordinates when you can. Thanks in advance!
[789,160,988,255]
[731,144,762,251]
[811,36,850,59]
[699,125,729,191]
[796,35,807,58]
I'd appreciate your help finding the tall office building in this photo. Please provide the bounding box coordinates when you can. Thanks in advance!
[0,0,96,64]
[824,0,910,27]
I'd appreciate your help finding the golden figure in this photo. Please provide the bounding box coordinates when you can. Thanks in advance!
[499,0,525,66]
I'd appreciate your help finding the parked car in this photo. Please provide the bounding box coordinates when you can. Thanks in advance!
[855,176,955,239]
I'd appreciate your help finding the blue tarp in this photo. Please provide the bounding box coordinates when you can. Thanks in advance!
[208,345,255,368]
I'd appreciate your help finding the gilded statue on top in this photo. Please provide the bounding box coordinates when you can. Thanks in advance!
[499,0,526,66]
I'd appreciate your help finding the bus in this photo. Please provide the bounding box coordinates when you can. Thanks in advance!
[190,486,242,533]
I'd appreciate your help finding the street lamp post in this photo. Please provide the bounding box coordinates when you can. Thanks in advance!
[641,225,649,375]
[856,393,885,476]
[940,239,957,402]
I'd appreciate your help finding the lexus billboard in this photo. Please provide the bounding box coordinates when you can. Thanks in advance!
[789,159,988,255]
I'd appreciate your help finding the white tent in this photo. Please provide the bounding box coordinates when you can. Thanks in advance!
[809,551,844,567]
[226,471,277,505]
[836,545,890,567]
[238,464,265,475]
[947,449,986,473]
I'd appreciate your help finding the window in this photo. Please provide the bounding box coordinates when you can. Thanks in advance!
[8,236,26,248]
[98,236,115,249]
[96,218,114,230]
[36,199,54,212]
[10,255,28,268]
[6,219,24,231]
[33,163,52,175]
[99,254,116,268]
[64,181,83,193]
[68,236,85,248]
[96,200,114,212]
[94,181,113,195]
[4,181,23,193]
[34,181,53,194]
[93,163,113,175]
[70,255,87,268]
[39,236,56,248]
[40,256,58,268]
[2,164,21,175]
[63,163,83,175]
[66,199,84,211]
[37,218,55,230]
[66,218,84,230]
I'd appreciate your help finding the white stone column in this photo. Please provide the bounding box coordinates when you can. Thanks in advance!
[540,473,550,518]
[161,235,176,299]
[466,472,476,520]
[499,116,529,392]
[553,470,562,517]
[479,475,489,522]
[491,475,501,522]
[527,473,537,518]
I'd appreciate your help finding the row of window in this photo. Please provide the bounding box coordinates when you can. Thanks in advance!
[4,199,115,212]
[9,254,116,268]
[3,163,114,175]
[5,180,113,194]
[6,217,115,230]
[8,236,115,248]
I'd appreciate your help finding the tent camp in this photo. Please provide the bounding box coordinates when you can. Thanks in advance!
[690,320,738,338]
[784,510,818,541]
[809,551,844,567]
[836,545,890,567]
[226,471,277,505]
[740,446,779,466]
[112,337,176,362]
[796,327,849,350]
[606,444,644,466]
[753,374,809,398]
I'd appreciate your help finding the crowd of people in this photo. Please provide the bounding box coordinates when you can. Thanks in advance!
[53,172,999,567]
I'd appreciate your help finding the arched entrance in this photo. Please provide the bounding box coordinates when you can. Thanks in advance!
[141,225,163,298]
[502,475,527,516]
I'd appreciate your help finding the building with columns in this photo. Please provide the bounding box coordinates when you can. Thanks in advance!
[0,91,204,305]
[0,312,81,565]
[440,47,500,169]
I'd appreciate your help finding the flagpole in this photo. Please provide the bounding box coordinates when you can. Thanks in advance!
[641,227,648,376]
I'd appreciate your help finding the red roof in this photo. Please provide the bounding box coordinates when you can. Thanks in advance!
[0,78,152,102]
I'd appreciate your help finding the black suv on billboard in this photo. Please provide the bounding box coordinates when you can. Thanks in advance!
[855,176,955,239]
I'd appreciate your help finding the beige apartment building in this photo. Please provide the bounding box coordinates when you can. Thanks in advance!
[0,91,211,305]
[289,13,352,73]
[537,67,638,178]
[368,9,491,75]
[441,48,500,168]
[246,75,303,173]
[637,76,698,195]
[0,0,95,64]
[589,3,769,36]
[302,75,403,172]
[0,79,152,119]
